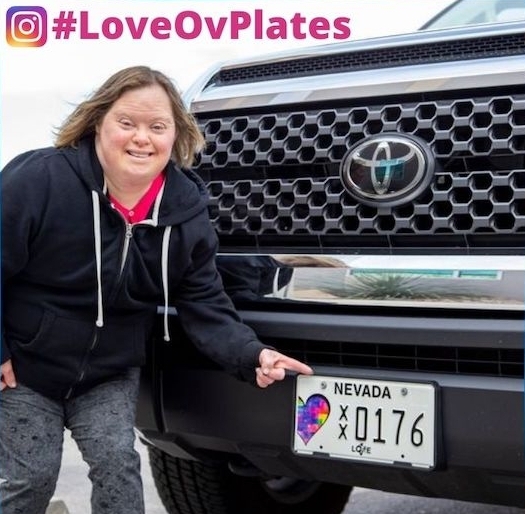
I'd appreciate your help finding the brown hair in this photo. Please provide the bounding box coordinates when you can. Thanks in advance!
[55,65,205,168]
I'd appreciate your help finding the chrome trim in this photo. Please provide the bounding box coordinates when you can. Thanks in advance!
[182,62,224,109]
[213,20,525,71]
[217,254,525,310]
[191,56,525,112]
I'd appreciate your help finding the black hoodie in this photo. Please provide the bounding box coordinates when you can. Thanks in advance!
[1,137,266,399]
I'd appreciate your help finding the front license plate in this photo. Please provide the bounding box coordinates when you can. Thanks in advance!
[293,375,436,469]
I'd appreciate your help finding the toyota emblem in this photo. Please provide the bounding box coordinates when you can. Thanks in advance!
[340,134,435,207]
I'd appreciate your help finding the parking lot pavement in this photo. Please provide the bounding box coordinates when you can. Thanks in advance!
[48,429,167,514]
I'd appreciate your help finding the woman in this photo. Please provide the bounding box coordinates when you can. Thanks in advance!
[0,65,313,514]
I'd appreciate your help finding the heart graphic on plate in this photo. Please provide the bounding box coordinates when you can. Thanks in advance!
[296,394,331,445]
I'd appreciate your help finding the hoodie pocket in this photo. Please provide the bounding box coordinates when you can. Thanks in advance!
[90,318,150,369]
[8,309,97,395]
[14,309,56,347]
[11,311,95,356]
[8,310,96,398]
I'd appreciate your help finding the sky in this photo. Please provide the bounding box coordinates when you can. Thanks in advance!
[1,0,455,166]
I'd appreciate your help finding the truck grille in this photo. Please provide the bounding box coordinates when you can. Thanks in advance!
[269,339,524,378]
[209,33,525,85]
[195,89,525,250]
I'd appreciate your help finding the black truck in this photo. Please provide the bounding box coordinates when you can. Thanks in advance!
[135,12,525,514]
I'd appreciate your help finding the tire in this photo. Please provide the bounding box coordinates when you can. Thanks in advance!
[148,446,352,514]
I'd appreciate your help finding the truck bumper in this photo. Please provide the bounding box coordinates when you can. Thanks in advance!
[136,313,525,508]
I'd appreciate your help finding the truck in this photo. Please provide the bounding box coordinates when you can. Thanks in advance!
[135,8,525,514]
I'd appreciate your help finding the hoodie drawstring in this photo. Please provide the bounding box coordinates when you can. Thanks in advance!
[161,226,172,342]
[91,191,104,328]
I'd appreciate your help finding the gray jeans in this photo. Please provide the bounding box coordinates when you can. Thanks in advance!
[0,368,144,514]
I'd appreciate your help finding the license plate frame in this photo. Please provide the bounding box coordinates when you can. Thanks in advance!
[293,374,438,469]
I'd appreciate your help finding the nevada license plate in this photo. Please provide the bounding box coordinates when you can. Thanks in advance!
[293,375,437,469]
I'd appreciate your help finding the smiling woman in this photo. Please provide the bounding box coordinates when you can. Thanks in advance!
[94,85,177,208]
[0,64,313,514]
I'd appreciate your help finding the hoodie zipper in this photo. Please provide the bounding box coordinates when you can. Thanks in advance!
[66,218,134,399]
[65,331,99,399]
[120,222,133,276]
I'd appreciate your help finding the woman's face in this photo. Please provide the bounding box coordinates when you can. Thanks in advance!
[95,84,176,185]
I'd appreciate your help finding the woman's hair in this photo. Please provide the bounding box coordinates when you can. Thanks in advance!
[55,65,206,168]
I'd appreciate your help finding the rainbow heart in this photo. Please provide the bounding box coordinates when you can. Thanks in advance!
[296,394,331,444]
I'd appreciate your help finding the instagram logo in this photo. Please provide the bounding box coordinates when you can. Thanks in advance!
[6,6,47,47]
